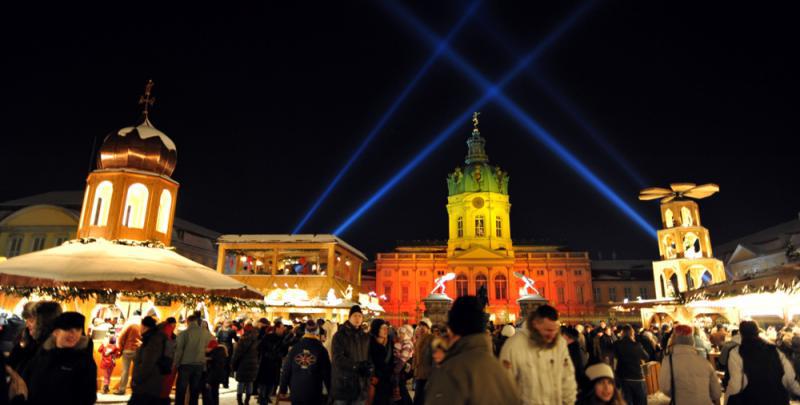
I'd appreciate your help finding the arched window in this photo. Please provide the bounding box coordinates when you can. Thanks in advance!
[685,272,695,289]
[659,274,666,298]
[475,274,488,295]
[683,232,702,259]
[475,215,485,237]
[662,235,677,259]
[681,207,693,227]
[664,209,674,228]
[455,273,468,297]
[91,181,113,226]
[155,189,172,234]
[457,217,463,237]
[495,217,502,237]
[494,274,507,300]
[668,273,679,297]
[701,270,713,287]
[123,183,149,229]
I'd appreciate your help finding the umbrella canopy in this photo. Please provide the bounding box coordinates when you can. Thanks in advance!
[0,239,262,300]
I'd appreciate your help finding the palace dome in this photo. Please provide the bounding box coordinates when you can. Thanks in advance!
[97,116,177,177]
[446,118,509,196]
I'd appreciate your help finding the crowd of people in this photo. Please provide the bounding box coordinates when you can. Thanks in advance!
[1,298,800,404]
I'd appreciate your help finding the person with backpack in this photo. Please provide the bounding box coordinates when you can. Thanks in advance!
[726,320,800,404]
[129,316,168,405]
[658,324,721,405]
[277,320,331,405]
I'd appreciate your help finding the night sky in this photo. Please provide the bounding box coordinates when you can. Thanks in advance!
[2,2,798,260]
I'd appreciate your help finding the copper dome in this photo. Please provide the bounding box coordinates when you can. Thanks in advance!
[97,117,177,177]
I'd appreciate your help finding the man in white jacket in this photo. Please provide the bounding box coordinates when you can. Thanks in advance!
[499,305,577,405]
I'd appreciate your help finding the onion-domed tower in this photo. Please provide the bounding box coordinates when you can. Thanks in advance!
[446,113,513,257]
[76,80,179,245]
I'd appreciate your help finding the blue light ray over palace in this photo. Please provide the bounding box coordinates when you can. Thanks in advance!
[336,1,658,238]
[475,16,649,188]
[291,0,482,234]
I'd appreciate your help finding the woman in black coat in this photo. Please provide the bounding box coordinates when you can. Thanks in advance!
[130,316,166,404]
[204,340,228,405]
[231,326,260,405]
[369,319,394,405]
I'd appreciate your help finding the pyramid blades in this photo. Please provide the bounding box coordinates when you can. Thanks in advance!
[670,183,696,193]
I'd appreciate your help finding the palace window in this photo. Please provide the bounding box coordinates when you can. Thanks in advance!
[537,270,545,276]
[123,183,149,229]
[593,287,602,303]
[55,236,69,246]
[475,215,485,237]
[155,189,172,234]
[576,285,584,304]
[91,181,113,226]
[31,235,46,252]
[475,274,488,294]
[555,270,564,276]
[494,274,507,300]
[401,270,409,277]
[639,287,648,299]
[419,286,427,299]
[456,273,468,297]
[609,287,617,302]
[495,217,502,237]
[574,270,583,276]
[624,287,632,299]
[7,235,23,257]
[384,284,392,302]
[457,217,463,237]
[402,286,409,303]
[557,287,565,304]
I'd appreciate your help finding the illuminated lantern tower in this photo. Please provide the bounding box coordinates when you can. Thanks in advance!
[639,183,726,298]
[76,80,179,245]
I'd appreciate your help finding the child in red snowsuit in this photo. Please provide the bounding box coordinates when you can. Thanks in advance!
[98,336,121,393]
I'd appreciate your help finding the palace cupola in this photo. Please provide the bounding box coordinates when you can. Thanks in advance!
[77,80,180,245]
[446,113,513,257]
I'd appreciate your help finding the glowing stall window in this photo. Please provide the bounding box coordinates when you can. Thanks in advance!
[457,217,463,237]
[155,189,172,234]
[455,273,468,297]
[495,217,502,237]
[91,181,114,226]
[123,183,149,229]
[494,274,507,300]
[683,232,702,259]
[475,215,485,237]
[681,207,693,226]
[664,209,674,228]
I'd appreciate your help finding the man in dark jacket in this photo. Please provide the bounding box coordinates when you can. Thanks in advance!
[130,316,166,405]
[612,324,649,405]
[278,320,331,405]
[256,319,288,405]
[216,320,237,388]
[232,325,260,405]
[9,301,62,377]
[425,296,520,405]
[22,312,96,405]
[563,326,590,397]
[331,305,371,405]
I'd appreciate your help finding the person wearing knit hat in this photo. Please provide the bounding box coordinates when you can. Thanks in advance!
[22,311,97,405]
[277,317,332,404]
[658,323,721,405]
[349,304,363,319]
[576,363,625,405]
[499,304,577,404]
[129,315,168,403]
[330,302,371,403]
[424,296,520,405]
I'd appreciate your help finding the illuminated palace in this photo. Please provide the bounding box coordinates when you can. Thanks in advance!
[376,114,593,325]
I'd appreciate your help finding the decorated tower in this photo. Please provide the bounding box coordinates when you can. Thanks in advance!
[446,112,513,257]
[76,80,179,245]
[639,183,726,298]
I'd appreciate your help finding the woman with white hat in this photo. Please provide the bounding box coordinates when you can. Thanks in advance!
[577,363,626,405]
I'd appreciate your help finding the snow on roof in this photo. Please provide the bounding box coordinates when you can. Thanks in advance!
[0,239,261,299]
[218,234,367,260]
[118,118,177,151]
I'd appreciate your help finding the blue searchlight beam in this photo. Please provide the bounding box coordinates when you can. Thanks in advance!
[336,1,657,238]
[292,0,482,234]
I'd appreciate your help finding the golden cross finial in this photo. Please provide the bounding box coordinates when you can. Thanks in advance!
[138,80,156,118]
[472,111,481,130]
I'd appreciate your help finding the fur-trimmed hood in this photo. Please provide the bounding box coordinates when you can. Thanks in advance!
[41,334,90,351]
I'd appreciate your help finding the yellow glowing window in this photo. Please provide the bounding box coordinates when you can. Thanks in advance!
[91,181,114,226]
[475,215,485,237]
[457,217,463,237]
[155,189,172,234]
[123,183,149,229]
[495,217,502,237]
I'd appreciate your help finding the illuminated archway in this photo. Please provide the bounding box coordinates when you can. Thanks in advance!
[155,189,172,234]
[91,181,113,226]
[123,183,149,229]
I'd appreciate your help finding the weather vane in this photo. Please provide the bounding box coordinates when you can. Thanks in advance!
[139,79,156,118]
[472,111,480,131]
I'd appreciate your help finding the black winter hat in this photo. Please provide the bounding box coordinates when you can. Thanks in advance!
[349,305,363,318]
[448,296,487,337]
[53,312,85,331]
[141,316,157,329]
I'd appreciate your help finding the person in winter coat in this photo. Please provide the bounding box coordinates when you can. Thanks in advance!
[204,339,228,405]
[369,318,394,405]
[725,320,800,404]
[562,326,590,398]
[277,320,332,405]
[499,304,577,405]
[216,320,237,388]
[391,324,414,404]
[612,325,649,405]
[158,318,178,405]
[174,314,213,405]
[256,319,288,405]
[412,319,434,405]
[9,301,62,377]
[331,305,372,405]
[425,296,519,405]
[115,311,143,395]
[658,324,721,405]
[22,312,96,405]
[577,363,627,405]
[99,335,121,393]
[129,316,167,405]
[494,324,515,357]
[231,324,260,405]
